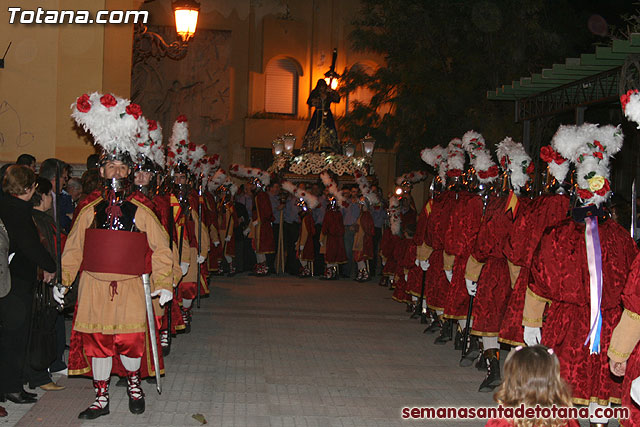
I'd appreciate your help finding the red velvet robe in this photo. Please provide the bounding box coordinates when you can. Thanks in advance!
[219,202,238,257]
[530,218,637,405]
[424,191,455,312]
[252,191,275,254]
[321,209,346,264]
[470,196,512,336]
[392,240,415,304]
[380,228,400,277]
[499,194,567,346]
[443,191,483,319]
[297,213,316,262]
[204,191,221,271]
[353,210,374,262]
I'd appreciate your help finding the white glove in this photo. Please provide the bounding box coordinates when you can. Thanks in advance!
[420,260,430,272]
[631,376,640,405]
[151,288,173,306]
[197,255,206,264]
[180,261,190,276]
[252,220,258,227]
[53,285,66,305]
[225,235,231,242]
[243,227,250,236]
[445,270,453,283]
[415,258,420,267]
[299,245,304,251]
[523,326,541,346]
[404,273,408,282]
[8,252,15,264]
[213,241,220,247]
[465,279,477,296]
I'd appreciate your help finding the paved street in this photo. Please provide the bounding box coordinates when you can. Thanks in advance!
[7,274,511,426]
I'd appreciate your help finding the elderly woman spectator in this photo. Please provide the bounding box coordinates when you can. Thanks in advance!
[0,166,56,404]
[30,177,66,389]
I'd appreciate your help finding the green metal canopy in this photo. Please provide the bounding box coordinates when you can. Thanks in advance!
[487,34,640,101]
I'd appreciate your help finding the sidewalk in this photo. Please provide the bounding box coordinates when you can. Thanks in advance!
[6,274,528,426]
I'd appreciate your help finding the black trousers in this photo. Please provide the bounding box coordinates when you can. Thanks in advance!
[267,223,280,272]
[313,224,325,275]
[0,278,49,393]
[283,222,301,275]
[49,313,67,373]
[372,227,382,275]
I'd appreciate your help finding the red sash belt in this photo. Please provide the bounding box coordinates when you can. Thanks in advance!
[81,229,149,276]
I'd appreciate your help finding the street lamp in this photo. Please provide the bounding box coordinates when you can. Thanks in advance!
[343,142,355,158]
[173,0,200,42]
[132,0,201,64]
[272,138,284,156]
[282,133,296,154]
[360,134,376,158]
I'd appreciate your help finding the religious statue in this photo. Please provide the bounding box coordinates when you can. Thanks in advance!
[301,79,341,153]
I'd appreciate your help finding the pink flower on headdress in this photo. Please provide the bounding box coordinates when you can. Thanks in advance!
[76,94,91,113]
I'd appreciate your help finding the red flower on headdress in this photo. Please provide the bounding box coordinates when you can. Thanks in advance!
[595,179,610,197]
[540,145,555,163]
[577,188,594,200]
[100,94,117,108]
[593,151,603,160]
[621,89,639,111]
[230,164,239,172]
[526,162,535,175]
[188,142,196,151]
[593,140,604,151]
[177,114,188,123]
[76,94,91,113]
[176,147,182,154]
[147,119,158,131]
[126,103,143,119]
[500,156,507,168]
[167,151,175,158]
[477,165,499,179]
[447,169,462,177]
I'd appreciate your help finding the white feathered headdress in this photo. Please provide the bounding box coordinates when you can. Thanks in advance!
[388,195,401,236]
[421,146,448,182]
[167,115,190,168]
[229,164,271,186]
[281,181,319,210]
[622,89,640,129]
[552,123,623,207]
[187,144,207,174]
[462,130,498,183]
[71,92,146,162]
[446,138,466,178]
[354,171,379,205]
[496,137,532,194]
[320,171,347,207]
[395,170,429,186]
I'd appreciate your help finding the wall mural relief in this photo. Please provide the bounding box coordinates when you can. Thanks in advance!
[132,27,231,159]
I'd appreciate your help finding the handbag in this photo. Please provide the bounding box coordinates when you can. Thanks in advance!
[27,280,58,371]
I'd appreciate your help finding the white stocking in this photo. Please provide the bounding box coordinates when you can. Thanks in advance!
[120,355,141,372]
[436,310,443,317]
[256,253,266,263]
[357,261,366,270]
[482,336,499,350]
[459,319,472,330]
[92,357,112,381]
[588,402,610,423]
[225,255,233,263]
[182,298,193,309]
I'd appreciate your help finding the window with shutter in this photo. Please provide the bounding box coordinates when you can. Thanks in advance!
[265,58,298,115]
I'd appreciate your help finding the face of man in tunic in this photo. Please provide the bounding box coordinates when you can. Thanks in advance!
[134,170,153,186]
[100,160,130,180]
[173,173,187,185]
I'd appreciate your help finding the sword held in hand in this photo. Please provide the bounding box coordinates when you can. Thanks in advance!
[142,273,162,394]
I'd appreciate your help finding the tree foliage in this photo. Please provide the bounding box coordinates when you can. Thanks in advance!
[338,0,602,171]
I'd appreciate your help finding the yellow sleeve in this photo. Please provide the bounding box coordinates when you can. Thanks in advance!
[61,199,100,287]
[507,260,522,289]
[135,203,173,293]
[608,309,640,363]
[443,251,455,271]
[465,255,484,282]
[416,244,433,262]
[522,287,550,328]
[298,221,308,251]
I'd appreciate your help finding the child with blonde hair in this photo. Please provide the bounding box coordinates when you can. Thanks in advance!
[487,345,579,427]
